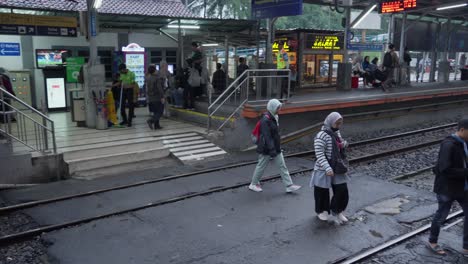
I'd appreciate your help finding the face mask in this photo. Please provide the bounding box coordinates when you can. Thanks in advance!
[331,127,339,132]
[149,69,156,74]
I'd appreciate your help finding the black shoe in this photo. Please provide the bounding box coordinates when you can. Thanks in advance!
[120,121,127,126]
[127,123,132,127]
[146,120,154,130]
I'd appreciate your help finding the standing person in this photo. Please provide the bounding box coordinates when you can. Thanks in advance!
[145,65,165,130]
[460,54,466,69]
[237,57,249,99]
[311,112,350,224]
[183,61,195,110]
[0,68,15,124]
[403,47,412,84]
[248,99,302,193]
[362,56,371,87]
[111,73,121,112]
[191,42,203,75]
[118,63,136,127]
[382,44,399,92]
[428,118,468,256]
[212,63,226,93]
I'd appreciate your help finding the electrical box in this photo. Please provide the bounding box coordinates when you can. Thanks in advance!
[10,71,32,109]
[338,0,353,6]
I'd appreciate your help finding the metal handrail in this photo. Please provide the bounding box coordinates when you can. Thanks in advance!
[0,86,56,154]
[207,69,290,131]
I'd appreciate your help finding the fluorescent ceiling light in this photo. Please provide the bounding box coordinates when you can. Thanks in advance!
[436,3,467,10]
[202,43,219,47]
[94,0,102,9]
[167,24,200,29]
[352,4,377,29]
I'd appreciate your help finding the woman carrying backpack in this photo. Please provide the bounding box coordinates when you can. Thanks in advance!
[248,99,302,193]
[310,112,350,224]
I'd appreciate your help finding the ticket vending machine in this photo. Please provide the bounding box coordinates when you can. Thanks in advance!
[43,67,67,111]
[10,70,33,109]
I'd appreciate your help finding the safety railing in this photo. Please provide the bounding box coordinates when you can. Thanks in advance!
[0,87,57,154]
[208,69,290,131]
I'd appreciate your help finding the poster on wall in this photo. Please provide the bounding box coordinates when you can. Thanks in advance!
[66,57,85,83]
[306,34,344,51]
[46,77,66,109]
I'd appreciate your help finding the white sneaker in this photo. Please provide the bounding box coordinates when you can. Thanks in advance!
[286,184,302,193]
[329,214,343,225]
[248,184,263,192]
[317,212,329,221]
[338,213,349,223]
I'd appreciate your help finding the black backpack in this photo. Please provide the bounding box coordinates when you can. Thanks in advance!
[383,52,393,68]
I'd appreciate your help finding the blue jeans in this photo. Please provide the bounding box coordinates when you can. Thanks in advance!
[429,193,468,249]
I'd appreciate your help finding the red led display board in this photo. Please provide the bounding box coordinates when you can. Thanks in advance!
[380,0,417,13]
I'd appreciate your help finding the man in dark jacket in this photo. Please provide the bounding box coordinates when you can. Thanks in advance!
[249,99,301,193]
[212,63,226,93]
[428,118,468,256]
[146,64,165,130]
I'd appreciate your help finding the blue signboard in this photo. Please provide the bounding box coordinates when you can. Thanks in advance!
[252,0,303,19]
[90,12,97,37]
[347,43,384,51]
[0,42,20,56]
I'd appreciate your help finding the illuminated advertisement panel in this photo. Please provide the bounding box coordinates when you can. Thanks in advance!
[46,77,66,109]
[305,34,344,51]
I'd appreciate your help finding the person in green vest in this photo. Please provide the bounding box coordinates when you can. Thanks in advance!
[118,63,136,127]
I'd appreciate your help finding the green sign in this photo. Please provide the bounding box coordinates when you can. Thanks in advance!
[66,57,85,83]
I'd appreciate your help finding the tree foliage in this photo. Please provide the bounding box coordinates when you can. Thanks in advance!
[188,0,250,19]
[275,4,344,30]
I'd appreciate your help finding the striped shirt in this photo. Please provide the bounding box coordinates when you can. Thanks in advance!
[310,128,349,188]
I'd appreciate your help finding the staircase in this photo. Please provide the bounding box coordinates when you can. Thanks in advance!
[0,87,56,184]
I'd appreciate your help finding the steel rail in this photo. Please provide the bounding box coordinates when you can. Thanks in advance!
[0,124,453,214]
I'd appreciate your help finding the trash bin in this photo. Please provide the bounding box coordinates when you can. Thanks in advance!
[461,69,468,81]
[95,102,108,130]
[351,76,359,89]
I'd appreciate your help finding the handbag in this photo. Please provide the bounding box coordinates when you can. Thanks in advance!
[323,130,348,174]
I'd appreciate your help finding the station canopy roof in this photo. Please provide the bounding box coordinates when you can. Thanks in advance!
[304,0,468,21]
[0,0,258,34]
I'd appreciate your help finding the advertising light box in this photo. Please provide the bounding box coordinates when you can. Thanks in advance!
[46,77,66,109]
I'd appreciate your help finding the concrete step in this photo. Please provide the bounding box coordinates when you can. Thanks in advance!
[0,140,12,155]
[62,133,198,161]
[0,151,33,184]
[71,156,176,180]
[66,141,170,178]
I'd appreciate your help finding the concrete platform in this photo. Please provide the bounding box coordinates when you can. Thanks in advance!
[243,81,468,118]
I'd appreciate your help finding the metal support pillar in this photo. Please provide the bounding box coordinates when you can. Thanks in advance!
[224,35,229,89]
[429,22,440,82]
[337,7,352,91]
[177,19,183,75]
[388,14,394,45]
[438,19,451,83]
[266,18,273,64]
[398,12,407,85]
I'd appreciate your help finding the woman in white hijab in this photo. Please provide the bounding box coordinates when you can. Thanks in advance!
[310,112,350,224]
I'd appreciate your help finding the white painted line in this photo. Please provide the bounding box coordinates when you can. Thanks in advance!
[170,143,216,152]
[173,147,223,157]
[163,136,204,144]
[179,150,227,161]
[164,140,210,148]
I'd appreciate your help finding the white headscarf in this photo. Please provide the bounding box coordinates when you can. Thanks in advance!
[323,112,343,130]
[266,99,282,125]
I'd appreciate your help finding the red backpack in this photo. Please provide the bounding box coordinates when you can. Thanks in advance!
[251,114,270,144]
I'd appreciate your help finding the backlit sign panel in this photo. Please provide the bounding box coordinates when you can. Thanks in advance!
[380,0,417,14]
[46,77,66,109]
[306,34,344,51]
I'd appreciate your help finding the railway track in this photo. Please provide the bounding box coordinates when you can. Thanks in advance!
[331,166,464,264]
[0,123,456,246]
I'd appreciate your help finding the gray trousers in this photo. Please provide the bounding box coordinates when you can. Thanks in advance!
[251,153,293,187]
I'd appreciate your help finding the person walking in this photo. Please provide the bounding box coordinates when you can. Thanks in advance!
[382,44,399,92]
[249,99,301,193]
[212,63,226,93]
[118,63,136,127]
[145,64,165,130]
[311,112,350,224]
[427,118,468,256]
[403,47,412,84]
